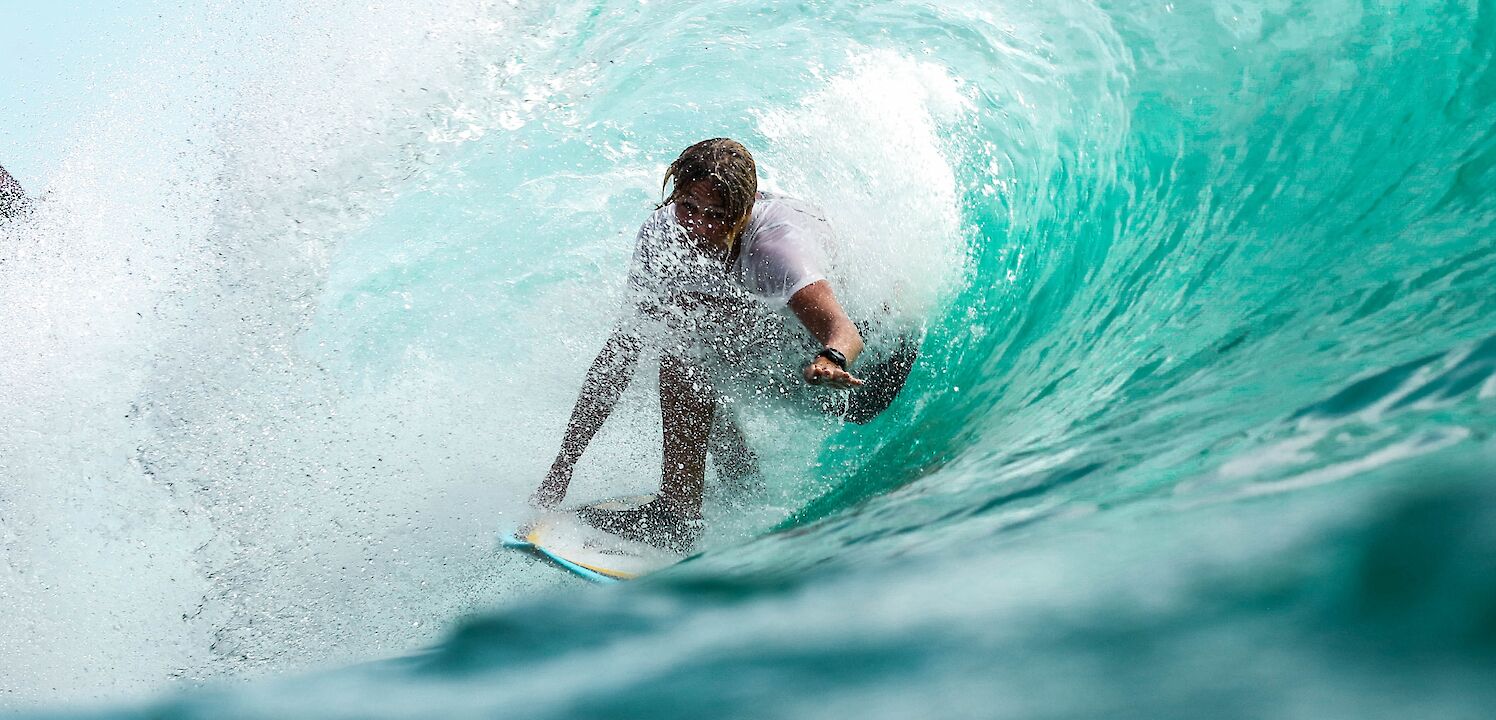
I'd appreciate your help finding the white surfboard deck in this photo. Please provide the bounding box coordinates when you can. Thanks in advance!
[502,495,685,582]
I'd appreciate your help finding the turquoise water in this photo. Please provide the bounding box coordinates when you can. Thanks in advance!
[3,0,1495,716]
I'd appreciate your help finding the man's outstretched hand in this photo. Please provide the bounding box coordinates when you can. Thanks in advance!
[804,356,864,390]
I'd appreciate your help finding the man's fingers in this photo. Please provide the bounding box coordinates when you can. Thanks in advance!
[805,362,866,388]
[805,363,866,388]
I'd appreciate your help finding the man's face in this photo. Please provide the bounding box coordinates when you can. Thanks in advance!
[674,180,734,250]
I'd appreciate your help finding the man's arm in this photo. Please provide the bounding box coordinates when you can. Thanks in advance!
[788,280,865,389]
[531,322,645,508]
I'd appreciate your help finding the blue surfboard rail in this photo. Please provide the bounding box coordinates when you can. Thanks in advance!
[500,532,622,584]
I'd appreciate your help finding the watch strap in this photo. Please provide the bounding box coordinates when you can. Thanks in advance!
[816,347,848,369]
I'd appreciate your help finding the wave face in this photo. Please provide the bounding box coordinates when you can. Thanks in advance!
[4,0,1495,716]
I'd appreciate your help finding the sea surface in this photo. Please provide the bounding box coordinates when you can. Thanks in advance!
[2,1,1494,717]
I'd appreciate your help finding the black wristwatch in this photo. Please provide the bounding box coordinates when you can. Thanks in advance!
[816,347,848,369]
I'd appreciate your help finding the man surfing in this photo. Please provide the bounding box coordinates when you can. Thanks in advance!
[530,139,916,551]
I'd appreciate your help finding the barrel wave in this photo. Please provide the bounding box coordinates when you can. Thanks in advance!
[2,0,1494,717]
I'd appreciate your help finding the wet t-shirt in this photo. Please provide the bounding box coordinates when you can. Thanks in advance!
[625,192,831,309]
[623,192,832,372]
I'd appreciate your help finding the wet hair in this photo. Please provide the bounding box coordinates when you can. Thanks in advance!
[661,138,758,248]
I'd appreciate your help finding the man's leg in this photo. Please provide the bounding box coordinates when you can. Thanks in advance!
[658,352,714,517]
[575,352,711,552]
[709,402,762,496]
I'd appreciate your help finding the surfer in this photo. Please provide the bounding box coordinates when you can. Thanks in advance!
[1,164,27,220]
[530,138,917,551]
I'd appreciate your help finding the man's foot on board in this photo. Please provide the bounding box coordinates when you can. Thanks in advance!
[576,499,703,554]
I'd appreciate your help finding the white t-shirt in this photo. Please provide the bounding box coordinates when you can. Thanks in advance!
[626,192,830,308]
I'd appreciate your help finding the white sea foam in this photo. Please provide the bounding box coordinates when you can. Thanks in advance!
[0,0,570,706]
[755,49,973,330]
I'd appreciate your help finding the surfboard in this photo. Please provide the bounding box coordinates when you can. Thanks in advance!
[501,495,686,582]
